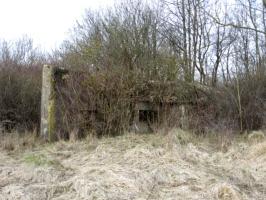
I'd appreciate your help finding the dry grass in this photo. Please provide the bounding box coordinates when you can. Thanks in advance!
[248,130,265,144]
[216,184,241,200]
[248,140,266,158]
[0,129,266,199]
[0,131,43,152]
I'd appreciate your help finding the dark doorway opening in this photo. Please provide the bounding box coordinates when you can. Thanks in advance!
[139,110,158,123]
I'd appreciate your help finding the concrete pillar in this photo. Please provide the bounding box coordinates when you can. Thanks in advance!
[40,65,56,142]
[180,105,188,129]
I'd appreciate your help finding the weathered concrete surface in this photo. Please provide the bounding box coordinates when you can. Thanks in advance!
[180,105,188,129]
[40,65,56,142]
[40,66,70,142]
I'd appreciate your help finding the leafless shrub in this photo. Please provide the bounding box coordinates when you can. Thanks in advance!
[0,37,44,132]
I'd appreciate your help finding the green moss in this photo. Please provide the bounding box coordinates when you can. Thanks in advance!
[48,99,56,141]
[23,153,63,169]
[47,67,56,142]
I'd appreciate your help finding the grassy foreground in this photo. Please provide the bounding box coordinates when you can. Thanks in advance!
[0,129,266,200]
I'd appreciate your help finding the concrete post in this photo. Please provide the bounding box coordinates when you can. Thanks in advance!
[180,105,188,129]
[40,65,56,142]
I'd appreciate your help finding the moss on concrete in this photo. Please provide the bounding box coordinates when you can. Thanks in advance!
[48,67,57,142]
[48,98,56,142]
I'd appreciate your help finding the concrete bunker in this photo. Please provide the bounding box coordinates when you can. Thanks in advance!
[40,65,191,141]
[133,99,188,133]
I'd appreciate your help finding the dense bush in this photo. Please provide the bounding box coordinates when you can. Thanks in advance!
[0,37,44,131]
[2,0,266,136]
[187,72,266,133]
[52,0,266,135]
[0,67,42,131]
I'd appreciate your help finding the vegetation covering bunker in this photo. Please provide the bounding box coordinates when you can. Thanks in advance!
[40,66,202,141]
[133,99,188,133]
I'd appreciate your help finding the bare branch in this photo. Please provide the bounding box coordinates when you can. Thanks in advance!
[207,11,266,35]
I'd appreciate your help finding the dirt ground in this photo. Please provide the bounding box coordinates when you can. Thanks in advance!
[0,129,266,200]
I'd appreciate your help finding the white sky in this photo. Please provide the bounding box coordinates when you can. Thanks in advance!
[0,0,114,51]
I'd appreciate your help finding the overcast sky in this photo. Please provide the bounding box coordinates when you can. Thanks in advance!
[0,0,114,51]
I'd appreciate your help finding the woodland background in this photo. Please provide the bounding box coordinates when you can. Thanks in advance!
[1,0,266,135]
